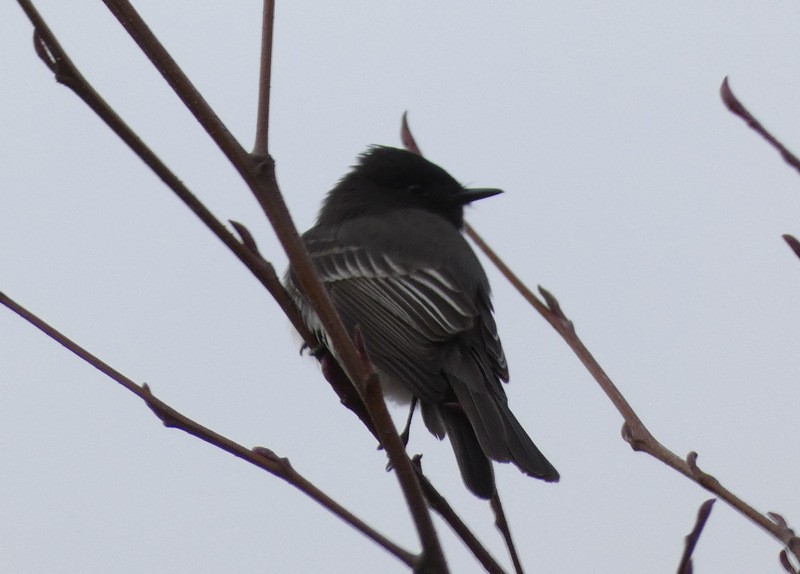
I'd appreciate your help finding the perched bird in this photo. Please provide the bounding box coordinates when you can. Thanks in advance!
[286,146,558,498]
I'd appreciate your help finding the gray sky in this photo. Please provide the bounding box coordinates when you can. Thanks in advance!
[3,2,800,573]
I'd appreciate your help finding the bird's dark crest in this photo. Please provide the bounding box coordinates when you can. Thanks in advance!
[353,146,458,190]
[317,146,480,229]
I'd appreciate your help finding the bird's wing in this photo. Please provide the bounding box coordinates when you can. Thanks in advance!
[475,288,509,384]
[302,235,478,401]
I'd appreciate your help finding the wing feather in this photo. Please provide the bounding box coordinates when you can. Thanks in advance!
[299,238,477,400]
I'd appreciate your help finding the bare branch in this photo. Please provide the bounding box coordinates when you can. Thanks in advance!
[720,77,800,176]
[92,16,442,558]
[253,0,275,155]
[490,494,524,574]
[18,1,447,568]
[19,0,313,346]
[478,216,800,560]
[412,457,507,574]
[398,114,800,563]
[401,112,423,155]
[0,290,414,567]
[677,499,716,574]
[783,235,800,261]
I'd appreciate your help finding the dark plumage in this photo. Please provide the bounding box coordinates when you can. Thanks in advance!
[286,146,558,498]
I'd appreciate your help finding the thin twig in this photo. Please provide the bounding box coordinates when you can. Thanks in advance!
[677,499,716,574]
[0,290,414,567]
[490,494,524,574]
[720,77,800,176]
[252,0,275,155]
[412,457,507,574]
[401,111,422,155]
[783,235,800,261]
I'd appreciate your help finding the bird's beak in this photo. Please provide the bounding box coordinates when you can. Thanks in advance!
[457,187,503,205]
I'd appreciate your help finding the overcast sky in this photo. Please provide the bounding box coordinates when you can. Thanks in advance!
[3,2,800,573]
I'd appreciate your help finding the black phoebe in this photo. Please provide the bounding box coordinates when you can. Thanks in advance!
[286,146,558,498]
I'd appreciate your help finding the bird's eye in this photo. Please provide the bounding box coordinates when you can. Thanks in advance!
[407,184,423,193]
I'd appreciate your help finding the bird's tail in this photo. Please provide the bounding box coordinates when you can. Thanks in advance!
[440,407,496,499]
[448,375,560,484]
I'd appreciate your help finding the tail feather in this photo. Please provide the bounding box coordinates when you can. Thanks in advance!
[497,399,559,482]
[445,357,559,483]
[441,407,495,499]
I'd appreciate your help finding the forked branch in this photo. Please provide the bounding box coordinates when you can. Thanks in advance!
[16,1,448,570]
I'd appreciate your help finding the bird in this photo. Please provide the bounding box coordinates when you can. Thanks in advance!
[285,146,558,498]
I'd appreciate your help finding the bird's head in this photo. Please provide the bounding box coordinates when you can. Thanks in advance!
[317,146,502,229]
